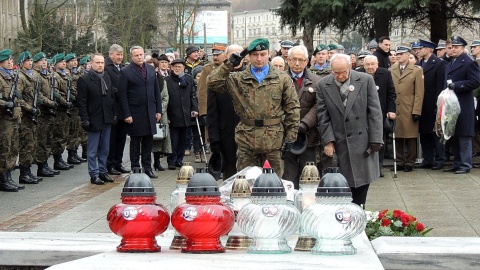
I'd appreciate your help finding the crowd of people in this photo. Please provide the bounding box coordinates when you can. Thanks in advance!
[1,35,480,207]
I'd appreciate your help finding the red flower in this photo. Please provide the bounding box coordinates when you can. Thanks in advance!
[400,214,410,226]
[381,218,391,227]
[415,222,425,231]
[393,210,403,218]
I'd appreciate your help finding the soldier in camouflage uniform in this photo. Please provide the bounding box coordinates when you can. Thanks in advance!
[78,55,90,157]
[65,53,86,164]
[50,53,74,170]
[32,52,59,177]
[310,44,332,78]
[0,49,25,192]
[208,38,300,176]
[16,51,43,184]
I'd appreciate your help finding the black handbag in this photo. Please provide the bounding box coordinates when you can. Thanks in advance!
[153,123,167,140]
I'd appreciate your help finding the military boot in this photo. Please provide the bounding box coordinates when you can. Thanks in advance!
[19,166,38,184]
[37,162,55,177]
[45,162,60,175]
[54,154,70,170]
[0,173,18,192]
[74,148,87,163]
[67,150,82,165]
[7,171,25,190]
[27,166,43,182]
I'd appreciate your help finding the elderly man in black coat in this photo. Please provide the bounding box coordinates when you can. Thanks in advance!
[416,39,447,170]
[443,36,480,174]
[117,46,162,178]
[359,55,396,177]
[77,53,116,185]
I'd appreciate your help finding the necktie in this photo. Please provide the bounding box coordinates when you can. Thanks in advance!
[116,65,120,71]
[400,66,404,75]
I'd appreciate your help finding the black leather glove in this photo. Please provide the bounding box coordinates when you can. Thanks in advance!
[81,120,90,131]
[65,101,73,109]
[228,49,248,67]
[298,122,308,134]
[5,101,14,108]
[210,142,222,153]
[51,101,58,110]
[412,114,421,121]
[199,114,207,126]
[370,143,383,152]
[281,140,294,159]
[447,82,455,90]
[31,107,39,116]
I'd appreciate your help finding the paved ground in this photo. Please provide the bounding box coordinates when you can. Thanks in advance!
[0,152,479,238]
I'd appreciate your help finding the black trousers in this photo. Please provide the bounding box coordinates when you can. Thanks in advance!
[351,184,370,207]
[107,121,128,169]
[129,135,153,171]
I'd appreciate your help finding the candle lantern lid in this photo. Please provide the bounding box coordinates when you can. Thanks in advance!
[231,174,251,198]
[121,167,156,197]
[315,167,352,197]
[185,167,220,196]
[251,160,286,197]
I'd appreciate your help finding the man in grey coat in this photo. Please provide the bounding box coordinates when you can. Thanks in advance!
[316,54,383,206]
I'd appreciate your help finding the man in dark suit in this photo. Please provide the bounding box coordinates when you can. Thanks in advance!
[443,36,480,174]
[77,53,116,185]
[105,44,130,175]
[373,36,391,69]
[359,55,396,177]
[316,54,383,206]
[117,46,162,178]
[416,39,447,170]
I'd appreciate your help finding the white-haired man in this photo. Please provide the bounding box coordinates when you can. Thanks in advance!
[316,54,383,206]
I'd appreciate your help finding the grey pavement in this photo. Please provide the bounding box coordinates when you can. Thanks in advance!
[1,153,480,238]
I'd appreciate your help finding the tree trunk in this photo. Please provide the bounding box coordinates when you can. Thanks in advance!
[428,0,447,44]
[302,24,314,56]
[373,10,390,39]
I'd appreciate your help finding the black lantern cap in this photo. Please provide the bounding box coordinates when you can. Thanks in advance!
[185,167,220,196]
[251,160,286,196]
[316,167,352,197]
[121,167,156,197]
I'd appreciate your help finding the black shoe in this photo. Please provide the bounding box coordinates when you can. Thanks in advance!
[6,172,25,190]
[432,165,444,170]
[90,176,105,185]
[37,165,55,177]
[404,165,414,172]
[54,161,70,170]
[99,173,115,183]
[74,152,87,163]
[175,162,183,168]
[168,164,176,170]
[0,173,18,192]
[108,167,121,175]
[455,169,470,174]
[379,171,385,177]
[115,165,131,174]
[19,176,38,184]
[45,163,60,175]
[443,167,458,172]
[145,170,158,179]
[417,163,432,169]
[67,156,82,165]
[27,168,42,182]
[391,165,404,171]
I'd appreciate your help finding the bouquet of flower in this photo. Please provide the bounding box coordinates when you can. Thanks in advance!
[365,209,433,241]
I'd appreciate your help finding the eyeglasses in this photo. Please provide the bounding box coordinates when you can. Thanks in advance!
[289,58,307,63]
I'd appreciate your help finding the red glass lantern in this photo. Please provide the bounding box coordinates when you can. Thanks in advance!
[107,168,170,252]
[171,168,235,253]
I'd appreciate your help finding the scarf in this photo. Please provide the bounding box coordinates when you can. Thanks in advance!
[90,69,108,96]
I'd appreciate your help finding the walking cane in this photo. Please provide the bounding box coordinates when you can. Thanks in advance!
[392,128,397,178]
[195,116,208,166]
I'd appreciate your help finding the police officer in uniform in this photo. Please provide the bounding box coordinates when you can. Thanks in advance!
[208,38,301,176]
[32,52,59,177]
[0,49,25,192]
[51,53,74,170]
[17,51,43,184]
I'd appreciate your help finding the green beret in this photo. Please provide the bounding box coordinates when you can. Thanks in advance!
[327,44,338,51]
[17,51,32,65]
[166,48,175,53]
[0,49,12,62]
[65,53,76,62]
[47,58,53,65]
[247,38,269,52]
[52,53,65,64]
[79,56,90,65]
[33,52,47,63]
[313,44,328,55]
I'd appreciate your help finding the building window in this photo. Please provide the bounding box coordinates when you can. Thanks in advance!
[266,27,269,35]
[236,30,239,38]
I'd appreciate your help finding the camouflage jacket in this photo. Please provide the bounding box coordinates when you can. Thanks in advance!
[207,61,300,146]
[67,67,81,102]
[0,69,22,120]
[32,69,56,110]
[53,70,69,107]
[310,64,332,78]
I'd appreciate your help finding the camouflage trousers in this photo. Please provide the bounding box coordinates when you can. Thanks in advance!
[67,107,81,150]
[0,118,19,172]
[51,111,69,155]
[237,147,284,177]
[18,118,37,167]
[35,114,55,163]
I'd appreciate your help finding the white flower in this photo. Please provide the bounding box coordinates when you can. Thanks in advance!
[348,85,355,92]
[308,87,314,93]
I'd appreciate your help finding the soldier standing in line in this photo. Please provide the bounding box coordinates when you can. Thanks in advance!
[32,52,60,178]
[65,53,86,164]
[78,55,91,159]
[310,44,332,78]
[208,38,301,176]
[16,51,43,184]
[0,49,25,192]
[50,53,74,171]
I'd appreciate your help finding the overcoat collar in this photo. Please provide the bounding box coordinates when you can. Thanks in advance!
[324,70,363,116]
[447,53,468,74]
